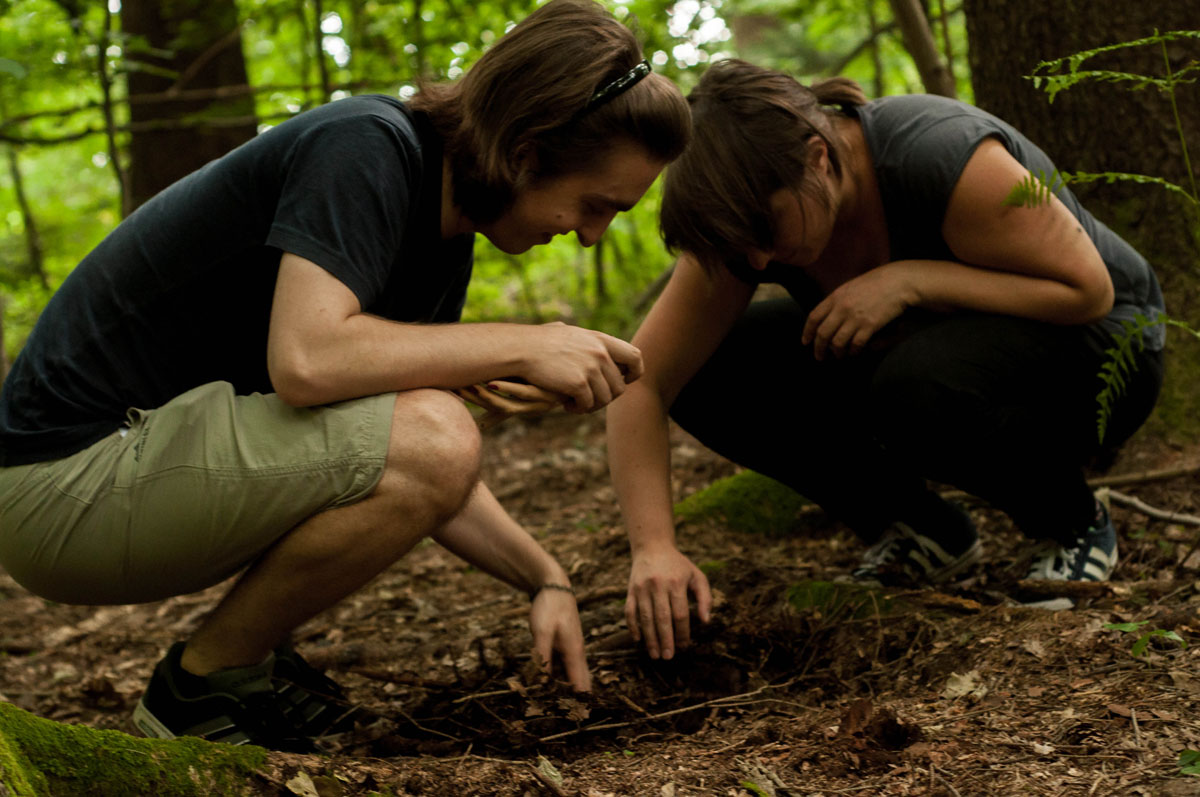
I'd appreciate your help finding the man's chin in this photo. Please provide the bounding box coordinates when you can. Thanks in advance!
[489,237,534,255]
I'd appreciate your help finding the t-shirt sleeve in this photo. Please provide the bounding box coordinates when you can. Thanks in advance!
[876,104,1011,224]
[265,114,419,308]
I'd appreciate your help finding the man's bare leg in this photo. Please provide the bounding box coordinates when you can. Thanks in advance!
[180,389,480,676]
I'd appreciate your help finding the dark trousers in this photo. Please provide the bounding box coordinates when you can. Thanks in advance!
[669,299,1163,545]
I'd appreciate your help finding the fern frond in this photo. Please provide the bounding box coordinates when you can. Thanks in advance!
[1003,170,1066,208]
[1062,171,1199,207]
[1095,313,1164,444]
[1028,30,1200,103]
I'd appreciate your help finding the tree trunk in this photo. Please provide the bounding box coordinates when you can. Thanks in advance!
[0,294,9,384]
[964,0,1200,438]
[121,0,258,211]
[888,0,957,97]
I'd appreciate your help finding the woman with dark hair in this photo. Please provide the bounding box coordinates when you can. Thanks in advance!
[607,59,1163,660]
[0,0,688,749]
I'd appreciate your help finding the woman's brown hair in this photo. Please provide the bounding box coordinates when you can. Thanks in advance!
[411,0,691,224]
[660,59,867,276]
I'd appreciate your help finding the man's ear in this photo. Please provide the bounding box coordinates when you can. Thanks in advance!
[513,143,539,187]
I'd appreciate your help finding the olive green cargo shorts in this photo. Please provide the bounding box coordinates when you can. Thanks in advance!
[0,381,393,605]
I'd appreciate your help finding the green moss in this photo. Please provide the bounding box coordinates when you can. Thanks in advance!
[674,470,810,537]
[0,702,269,797]
[0,716,49,797]
[786,580,894,621]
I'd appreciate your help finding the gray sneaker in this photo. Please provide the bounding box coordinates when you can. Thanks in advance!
[1026,503,1117,582]
[850,522,983,586]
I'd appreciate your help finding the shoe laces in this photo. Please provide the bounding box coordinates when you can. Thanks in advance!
[238,689,318,752]
[859,528,906,568]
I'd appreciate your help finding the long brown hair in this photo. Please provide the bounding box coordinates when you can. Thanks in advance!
[660,59,866,276]
[412,0,691,224]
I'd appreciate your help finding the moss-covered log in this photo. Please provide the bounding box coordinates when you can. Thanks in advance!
[0,702,269,796]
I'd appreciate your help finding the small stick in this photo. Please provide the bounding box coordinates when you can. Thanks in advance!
[538,678,796,742]
[939,462,1200,503]
[1108,489,1200,526]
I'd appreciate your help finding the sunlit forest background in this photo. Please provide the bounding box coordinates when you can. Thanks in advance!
[0,0,975,362]
[0,0,1196,432]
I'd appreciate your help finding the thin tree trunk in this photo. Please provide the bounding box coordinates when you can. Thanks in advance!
[887,0,956,97]
[5,145,48,290]
[0,293,9,384]
[313,0,331,104]
[97,1,131,217]
[937,0,954,84]
[593,237,608,306]
[867,1,885,97]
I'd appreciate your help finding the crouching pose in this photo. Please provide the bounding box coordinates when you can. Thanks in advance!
[607,59,1163,660]
[0,0,689,748]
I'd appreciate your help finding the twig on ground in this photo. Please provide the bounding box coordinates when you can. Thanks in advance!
[1090,463,1200,489]
[1108,489,1200,526]
[940,462,1200,504]
[1130,706,1145,765]
[1015,578,1182,600]
[930,764,963,797]
[537,678,797,742]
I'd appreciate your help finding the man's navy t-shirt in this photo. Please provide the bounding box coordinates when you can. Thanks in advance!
[0,95,474,467]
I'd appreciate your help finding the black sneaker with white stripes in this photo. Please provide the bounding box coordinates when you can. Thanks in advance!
[1026,501,1118,582]
[849,521,983,586]
[272,641,358,739]
[132,642,316,752]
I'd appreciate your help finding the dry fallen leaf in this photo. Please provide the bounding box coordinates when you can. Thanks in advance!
[285,772,320,797]
[943,670,988,700]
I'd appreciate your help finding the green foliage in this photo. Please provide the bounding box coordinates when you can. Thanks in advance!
[1103,620,1188,658]
[1029,30,1200,104]
[1060,170,1199,208]
[1095,313,1159,444]
[674,470,811,536]
[740,781,771,797]
[1024,29,1200,442]
[1181,749,1200,776]
[1029,29,1198,205]
[0,0,974,360]
[786,579,890,620]
[1002,169,1064,208]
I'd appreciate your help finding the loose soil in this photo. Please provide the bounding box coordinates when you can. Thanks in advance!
[2,412,1199,796]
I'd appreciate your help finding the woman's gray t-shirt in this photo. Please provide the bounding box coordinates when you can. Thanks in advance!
[852,93,1165,349]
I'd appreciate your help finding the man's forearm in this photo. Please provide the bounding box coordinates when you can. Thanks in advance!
[432,481,570,595]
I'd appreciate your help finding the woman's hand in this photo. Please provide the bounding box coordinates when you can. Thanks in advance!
[455,380,565,429]
[802,264,918,360]
[625,546,713,660]
[529,586,592,691]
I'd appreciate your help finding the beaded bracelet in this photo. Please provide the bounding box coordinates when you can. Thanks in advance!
[531,583,576,600]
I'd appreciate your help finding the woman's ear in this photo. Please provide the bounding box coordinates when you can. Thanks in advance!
[806,135,830,175]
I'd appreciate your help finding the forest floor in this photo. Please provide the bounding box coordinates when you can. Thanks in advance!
[2,411,1200,796]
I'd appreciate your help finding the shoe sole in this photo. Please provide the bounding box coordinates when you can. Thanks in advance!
[132,697,177,740]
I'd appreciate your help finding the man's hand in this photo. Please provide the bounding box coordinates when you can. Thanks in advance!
[625,547,712,660]
[520,322,643,413]
[455,380,565,429]
[529,586,591,691]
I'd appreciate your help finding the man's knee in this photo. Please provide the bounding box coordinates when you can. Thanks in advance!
[381,389,481,516]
